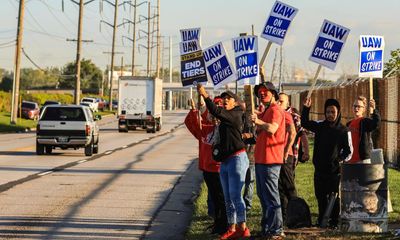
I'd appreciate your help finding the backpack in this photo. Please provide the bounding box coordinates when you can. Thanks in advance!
[286,197,312,228]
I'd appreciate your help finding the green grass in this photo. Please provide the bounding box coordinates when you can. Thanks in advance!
[0,112,37,132]
[186,137,400,239]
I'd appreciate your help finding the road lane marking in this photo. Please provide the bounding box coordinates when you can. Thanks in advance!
[10,145,35,152]
[38,171,53,176]
[105,151,113,155]
[78,160,87,164]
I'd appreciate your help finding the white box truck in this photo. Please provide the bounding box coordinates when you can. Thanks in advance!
[118,76,162,133]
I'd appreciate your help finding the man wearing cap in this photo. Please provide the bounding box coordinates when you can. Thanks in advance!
[197,84,251,239]
[251,81,286,239]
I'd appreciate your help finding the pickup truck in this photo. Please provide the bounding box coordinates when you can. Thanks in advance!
[80,97,98,112]
[36,105,100,156]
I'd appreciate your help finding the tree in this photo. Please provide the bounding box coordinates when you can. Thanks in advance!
[20,68,61,89]
[384,48,400,77]
[59,59,103,92]
[0,69,13,92]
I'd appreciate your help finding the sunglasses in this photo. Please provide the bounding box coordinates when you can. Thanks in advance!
[353,105,365,109]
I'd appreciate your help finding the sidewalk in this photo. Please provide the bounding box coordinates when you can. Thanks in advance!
[143,159,203,240]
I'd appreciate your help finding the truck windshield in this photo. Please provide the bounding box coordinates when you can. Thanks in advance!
[41,107,86,121]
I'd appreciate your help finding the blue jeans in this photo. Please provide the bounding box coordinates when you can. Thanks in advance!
[219,151,249,224]
[255,164,283,236]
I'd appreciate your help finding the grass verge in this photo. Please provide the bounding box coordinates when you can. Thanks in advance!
[186,137,400,239]
[0,112,37,132]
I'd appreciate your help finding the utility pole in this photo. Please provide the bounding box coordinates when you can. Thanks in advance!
[167,36,172,110]
[156,0,160,78]
[147,2,150,76]
[10,0,25,124]
[101,0,125,110]
[123,0,147,76]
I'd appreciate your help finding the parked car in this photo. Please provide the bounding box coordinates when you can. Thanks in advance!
[80,97,98,112]
[104,100,118,110]
[19,101,40,120]
[96,98,106,111]
[36,105,100,156]
[40,100,61,114]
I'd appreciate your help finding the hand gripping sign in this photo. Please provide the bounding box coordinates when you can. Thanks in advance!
[259,1,298,66]
[307,20,350,98]
[232,35,259,85]
[203,42,237,89]
[359,35,385,78]
[179,28,208,87]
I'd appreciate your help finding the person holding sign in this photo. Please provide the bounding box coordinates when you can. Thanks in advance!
[301,98,352,228]
[184,97,228,235]
[197,84,251,239]
[346,96,381,164]
[251,81,286,238]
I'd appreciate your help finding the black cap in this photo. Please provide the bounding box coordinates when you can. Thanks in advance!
[254,82,279,99]
[221,90,239,102]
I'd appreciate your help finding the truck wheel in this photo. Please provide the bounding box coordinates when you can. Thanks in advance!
[85,140,93,156]
[36,142,44,155]
[156,122,161,131]
[93,138,99,154]
[45,146,53,154]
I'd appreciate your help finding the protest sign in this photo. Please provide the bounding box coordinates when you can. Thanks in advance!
[179,28,207,87]
[359,35,385,78]
[180,28,201,42]
[309,19,350,70]
[232,35,259,85]
[203,42,236,89]
[261,1,298,45]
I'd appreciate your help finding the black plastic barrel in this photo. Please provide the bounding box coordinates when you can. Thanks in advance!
[340,163,388,233]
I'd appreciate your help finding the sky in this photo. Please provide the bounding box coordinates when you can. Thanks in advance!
[0,0,399,81]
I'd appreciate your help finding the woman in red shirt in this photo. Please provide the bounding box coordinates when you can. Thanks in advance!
[346,96,381,164]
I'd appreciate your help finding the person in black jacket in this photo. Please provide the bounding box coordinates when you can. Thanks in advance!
[301,97,352,228]
[346,96,381,163]
[197,84,251,239]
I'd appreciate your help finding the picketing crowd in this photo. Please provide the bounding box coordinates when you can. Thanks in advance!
[184,71,381,240]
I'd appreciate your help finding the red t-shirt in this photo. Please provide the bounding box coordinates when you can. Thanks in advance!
[254,103,286,165]
[348,117,363,163]
[284,111,294,156]
[184,110,220,172]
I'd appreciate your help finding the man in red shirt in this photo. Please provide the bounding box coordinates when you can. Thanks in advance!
[251,82,286,239]
[277,93,297,226]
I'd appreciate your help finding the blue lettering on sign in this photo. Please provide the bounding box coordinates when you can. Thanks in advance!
[233,38,255,52]
[273,2,296,18]
[181,29,200,42]
[263,16,290,39]
[360,50,383,73]
[182,41,199,53]
[207,56,233,84]
[311,36,343,63]
[361,37,382,48]
[235,52,258,80]
[203,44,222,62]
[322,22,348,40]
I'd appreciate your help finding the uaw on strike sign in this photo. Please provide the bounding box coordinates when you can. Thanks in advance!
[309,20,350,70]
[203,42,236,89]
[359,35,385,78]
[179,28,207,87]
[232,35,259,85]
[261,1,298,45]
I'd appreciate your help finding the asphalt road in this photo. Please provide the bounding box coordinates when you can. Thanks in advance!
[0,110,202,239]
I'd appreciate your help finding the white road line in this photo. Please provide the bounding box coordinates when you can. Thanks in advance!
[105,151,113,155]
[122,145,128,149]
[78,160,87,164]
[38,171,53,176]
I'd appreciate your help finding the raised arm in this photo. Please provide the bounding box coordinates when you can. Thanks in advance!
[301,98,319,132]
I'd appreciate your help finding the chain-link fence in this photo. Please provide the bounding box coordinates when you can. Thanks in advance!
[290,76,400,167]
